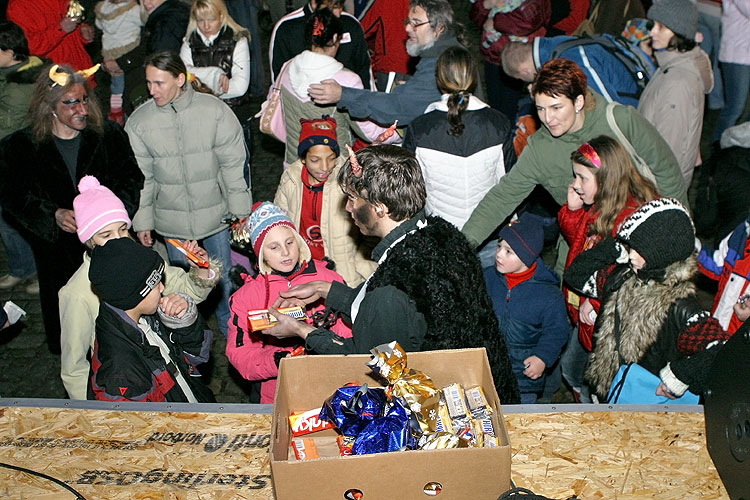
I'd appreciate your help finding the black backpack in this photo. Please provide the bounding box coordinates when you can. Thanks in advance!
[550,34,654,100]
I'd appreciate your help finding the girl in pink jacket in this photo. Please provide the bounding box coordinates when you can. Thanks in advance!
[226,202,351,403]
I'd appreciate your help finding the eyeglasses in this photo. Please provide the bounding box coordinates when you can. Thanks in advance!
[60,95,89,107]
[402,18,430,29]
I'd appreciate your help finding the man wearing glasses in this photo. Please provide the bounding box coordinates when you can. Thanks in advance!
[308,0,468,126]
[0,64,143,353]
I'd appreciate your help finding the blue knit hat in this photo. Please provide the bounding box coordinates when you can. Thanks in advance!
[246,202,311,274]
[498,212,544,267]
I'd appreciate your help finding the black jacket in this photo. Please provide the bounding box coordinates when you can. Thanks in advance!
[89,302,215,402]
[306,211,521,405]
[0,121,143,243]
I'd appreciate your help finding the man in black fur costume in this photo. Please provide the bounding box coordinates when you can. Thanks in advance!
[265,145,520,404]
[0,64,143,353]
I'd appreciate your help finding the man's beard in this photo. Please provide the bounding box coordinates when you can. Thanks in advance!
[406,37,436,57]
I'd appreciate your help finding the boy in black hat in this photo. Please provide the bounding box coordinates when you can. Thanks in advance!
[88,238,215,402]
[483,212,569,404]
[565,198,730,402]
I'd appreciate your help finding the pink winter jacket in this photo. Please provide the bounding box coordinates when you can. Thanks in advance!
[226,259,352,403]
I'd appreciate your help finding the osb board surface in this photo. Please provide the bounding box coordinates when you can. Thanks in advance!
[506,411,728,499]
[0,407,728,499]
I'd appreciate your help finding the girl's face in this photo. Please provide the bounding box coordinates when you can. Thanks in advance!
[90,221,130,247]
[649,21,674,50]
[146,65,185,107]
[263,226,300,274]
[303,145,338,184]
[534,93,585,138]
[142,0,165,14]
[196,8,223,38]
[571,162,598,205]
[495,240,529,274]
[629,247,646,271]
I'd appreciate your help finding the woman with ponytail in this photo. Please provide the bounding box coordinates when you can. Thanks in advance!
[403,45,515,265]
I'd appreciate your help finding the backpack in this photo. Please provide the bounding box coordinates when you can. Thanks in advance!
[550,34,654,100]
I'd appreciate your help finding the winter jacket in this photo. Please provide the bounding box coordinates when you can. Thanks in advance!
[0,122,143,244]
[697,217,750,334]
[638,47,713,187]
[7,0,93,71]
[116,0,189,113]
[125,84,252,239]
[226,259,351,403]
[719,0,750,65]
[59,252,220,400]
[548,0,589,36]
[338,31,464,127]
[275,50,394,165]
[89,299,216,402]
[180,26,251,101]
[274,158,377,286]
[270,2,373,89]
[461,90,687,248]
[403,95,516,229]
[94,0,142,60]
[469,0,550,66]
[533,34,656,107]
[358,0,410,75]
[564,237,729,399]
[483,260,569,394]
[557,196,639,350]
[304,211,522,404]
[0,56,46,140]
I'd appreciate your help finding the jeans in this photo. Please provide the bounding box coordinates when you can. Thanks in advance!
[560,325,591,403]
[164,228,232,336]
[0,207,36,278]
[520,392,538,404]
[110,73,125,95]
[712,62,750,142]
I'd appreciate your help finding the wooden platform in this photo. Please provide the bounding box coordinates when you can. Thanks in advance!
[0,403,728,499]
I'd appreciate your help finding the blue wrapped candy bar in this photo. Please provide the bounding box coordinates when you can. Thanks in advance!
[352,397,413,455]
[319,384,387,437]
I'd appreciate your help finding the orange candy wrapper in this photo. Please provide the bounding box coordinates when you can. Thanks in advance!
[288,407,334,437]
[248,306,306,332]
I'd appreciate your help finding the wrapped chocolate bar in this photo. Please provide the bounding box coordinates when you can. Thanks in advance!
[465,385,493,419]
[352,397,412,455]
[418,431,459,450]
[366,342,440,433]
[66,0,85,18]
[319,384,387,438]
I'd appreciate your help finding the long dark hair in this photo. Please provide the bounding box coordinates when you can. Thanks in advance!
[304,7,343,50]
[435,46,477,136]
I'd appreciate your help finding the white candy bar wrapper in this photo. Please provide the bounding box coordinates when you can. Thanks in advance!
[3,301,26,325]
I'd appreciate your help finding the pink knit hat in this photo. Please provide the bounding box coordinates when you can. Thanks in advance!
[73,176,131,243]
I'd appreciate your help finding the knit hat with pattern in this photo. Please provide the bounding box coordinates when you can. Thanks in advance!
[246,201,311,274]
[647,0,699,40]
[616,198,695,271]
[498,212,544,268]
[298,116,339,159]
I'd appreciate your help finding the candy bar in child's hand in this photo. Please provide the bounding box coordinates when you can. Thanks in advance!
[247,306,306,331]
[465,385,493,419]
[288,407,334,437]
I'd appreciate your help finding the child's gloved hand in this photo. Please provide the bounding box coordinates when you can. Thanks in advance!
[159,293,188,318]
[522,355,545,380]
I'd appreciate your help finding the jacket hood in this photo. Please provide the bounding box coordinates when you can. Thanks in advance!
[655,47,714,94]
[288,50,344,99]
[423,94,488,114]
[2,56,48,84]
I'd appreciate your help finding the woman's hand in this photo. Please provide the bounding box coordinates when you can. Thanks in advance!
[273,281,332,309]
[217,73,229,94]
[159,293,188,318]
[523,356,545,380]
[579,298,596,325]
[567,183,584,211]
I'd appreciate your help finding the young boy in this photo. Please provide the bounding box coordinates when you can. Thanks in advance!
[564,198,730,401]
[483,213,569,404]
[88,237,216,402]
[274,116,376,286]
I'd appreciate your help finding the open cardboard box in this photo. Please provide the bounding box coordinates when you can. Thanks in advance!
[271,348,511,500]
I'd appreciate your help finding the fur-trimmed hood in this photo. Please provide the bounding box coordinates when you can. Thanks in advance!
[1,56,48,85]
[586,256,697,397]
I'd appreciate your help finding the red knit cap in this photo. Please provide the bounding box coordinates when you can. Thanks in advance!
[298,116,340,158]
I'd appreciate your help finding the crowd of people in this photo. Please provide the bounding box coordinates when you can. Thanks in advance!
[0,0,748,406]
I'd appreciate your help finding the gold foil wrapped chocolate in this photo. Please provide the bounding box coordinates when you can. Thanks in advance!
[418,432,459,450]
[66,0,85,19]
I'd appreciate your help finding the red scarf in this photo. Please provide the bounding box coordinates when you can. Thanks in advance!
[504,262,536,290]
[299,166,325,260]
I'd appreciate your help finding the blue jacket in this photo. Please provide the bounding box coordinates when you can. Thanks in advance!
[533,35,655,107]
[483,259,569,393]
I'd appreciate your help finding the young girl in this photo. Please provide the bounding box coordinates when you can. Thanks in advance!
[59,176,220,400]
[226,201,351,403]
[274,116,376,286]
[564,198,730,401]
[558,135,659,402]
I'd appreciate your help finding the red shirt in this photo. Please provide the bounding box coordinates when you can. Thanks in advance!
[299,166,325,260]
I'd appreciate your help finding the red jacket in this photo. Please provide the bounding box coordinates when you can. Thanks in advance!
[226,260,351,403]
[470,0,550,66]
[8,0,93,71]
[359,0,411,75]
[558,196,638,350]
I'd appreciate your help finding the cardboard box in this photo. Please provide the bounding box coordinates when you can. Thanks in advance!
[271,348,511,499]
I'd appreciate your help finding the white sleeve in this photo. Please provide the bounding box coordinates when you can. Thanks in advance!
[223,37,250,99]
[179,39,222,93]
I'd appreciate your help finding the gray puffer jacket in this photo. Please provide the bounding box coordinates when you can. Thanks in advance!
[126,85,251,239]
